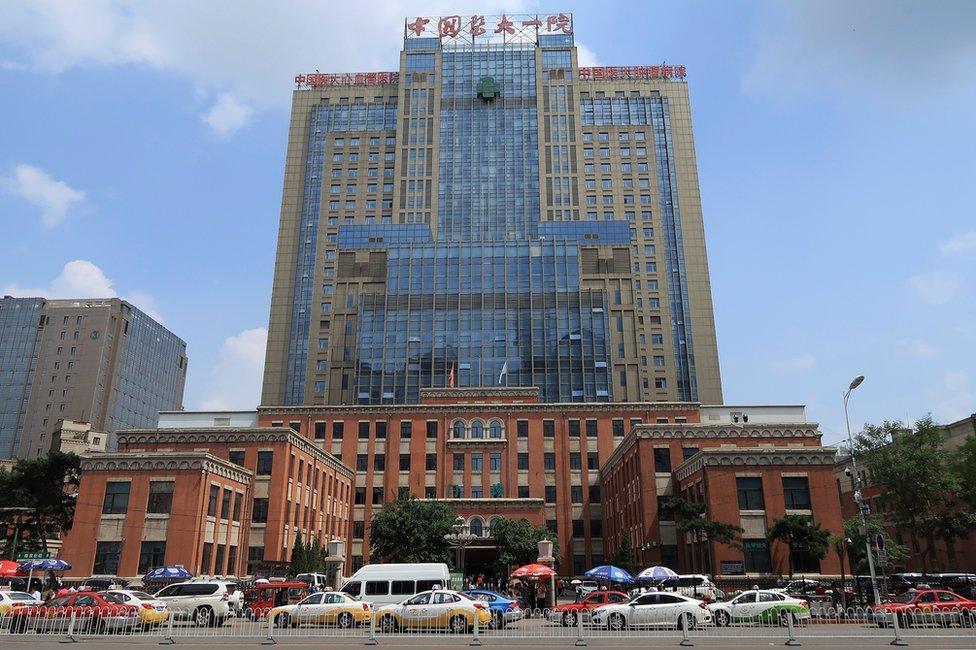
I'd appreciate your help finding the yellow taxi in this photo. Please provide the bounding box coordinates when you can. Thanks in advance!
[376,589,492,633]
[269,591,372,628]
[102,589,170,626]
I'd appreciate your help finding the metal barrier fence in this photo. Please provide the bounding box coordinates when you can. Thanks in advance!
[0,605,974,644]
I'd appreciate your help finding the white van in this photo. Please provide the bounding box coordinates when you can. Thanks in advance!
[339,563,451,606]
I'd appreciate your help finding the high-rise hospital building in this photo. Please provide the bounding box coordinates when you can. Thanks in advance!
[262,14,722,408]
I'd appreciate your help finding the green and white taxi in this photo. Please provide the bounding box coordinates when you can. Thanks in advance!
[709,590,811,626]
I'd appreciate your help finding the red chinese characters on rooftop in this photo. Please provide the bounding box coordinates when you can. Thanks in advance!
[405,13,573,40]
[295,72,400,89]
[578,65,687,81]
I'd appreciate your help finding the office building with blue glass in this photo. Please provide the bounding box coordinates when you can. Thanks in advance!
[263,15,723,408]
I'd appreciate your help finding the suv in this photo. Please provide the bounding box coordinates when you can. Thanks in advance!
[658,575,725,601]
[154,581,233,626]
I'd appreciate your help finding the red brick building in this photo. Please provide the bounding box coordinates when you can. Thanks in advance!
[62,427,354,578]
[601,419,843,577]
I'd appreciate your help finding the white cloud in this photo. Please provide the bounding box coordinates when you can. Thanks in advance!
[935,370,975,424]
[902,338,940,359]
[575,42,601,68]
[940,230,976,255]
[202,92,254,137]
[198,327,268,410]
[1,163,85,228]
[2,260,161,320]
[772,353,815,373]
[0,1,532,134]
[907,270,962,305]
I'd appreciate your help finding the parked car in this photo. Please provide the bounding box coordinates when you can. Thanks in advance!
[776,579,833,596]
[590,592,712,630]
[868,589,976,627]
[549,590,630,626]
[101,589,169,626]
[462,589,524,628]
[340,563,450,606]
[933,574,976,599]
[709,590,811,626]
[0,591,41,616]
[78,576,130,591]
[577,580,599,597]
[244,581,310,619]
[656,575,725,601]
[153,581,234,627]
[375,589,491,633]
[269,591,371,628]
[8,592,140,634]
[295,573,333,590]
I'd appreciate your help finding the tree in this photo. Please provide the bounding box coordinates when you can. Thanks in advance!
[610,530,636,574]
[490,517,557,574]
[956,435,976,510]
[828,534,849,609]
[854,416,959,572]
[308,536,323,573]
[368,495,458,563]
[665,497,743,574]
[0,452,81,557]
[842,515,908,575]
[290,532,307,576]
[767,514,829,580]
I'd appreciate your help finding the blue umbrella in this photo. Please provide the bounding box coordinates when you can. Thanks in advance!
[144,566,193,582]
[637,566,678,582]
[584,565,634,583]
[18,558,71,572]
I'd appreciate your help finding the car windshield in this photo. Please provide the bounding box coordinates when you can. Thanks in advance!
[8,592,35,601]
[129,592,155,600]
[893,593,916,604]
[101,593,125,604]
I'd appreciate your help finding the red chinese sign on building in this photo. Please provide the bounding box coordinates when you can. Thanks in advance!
[295,72,400,89]
[578,65,687,81]
[405,13,573,43]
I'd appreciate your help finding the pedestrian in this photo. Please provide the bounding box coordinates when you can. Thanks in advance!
[575,585,582,603]
[31,587,41,601]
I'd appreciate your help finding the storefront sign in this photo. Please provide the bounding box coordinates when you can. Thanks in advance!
[720,560,744,575]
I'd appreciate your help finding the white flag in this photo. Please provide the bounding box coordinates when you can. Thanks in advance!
[498,360,508,385]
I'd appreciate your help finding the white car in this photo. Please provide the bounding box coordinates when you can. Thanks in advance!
[269,591,372,628]
[578,580,599,597]
[0,591,40,616]
[657,575,725,601]
[709,590,811,626]
[154,581,233,627]
[102,589,170,626]
[375,589,492,633]
[591,592,712,630]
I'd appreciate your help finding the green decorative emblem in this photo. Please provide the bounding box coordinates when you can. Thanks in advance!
[476,76,500,102]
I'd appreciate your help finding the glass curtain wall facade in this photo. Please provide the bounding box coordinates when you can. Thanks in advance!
[0,297,44,457]
[263,18,723,407]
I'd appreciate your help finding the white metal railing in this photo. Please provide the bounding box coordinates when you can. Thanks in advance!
[0,604,973,644]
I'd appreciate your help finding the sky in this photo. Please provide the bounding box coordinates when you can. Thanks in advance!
[1,1,974,445]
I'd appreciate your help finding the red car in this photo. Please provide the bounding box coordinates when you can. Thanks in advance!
[549,590,630,626]
[870,589,976,627]
[9,591,141,634]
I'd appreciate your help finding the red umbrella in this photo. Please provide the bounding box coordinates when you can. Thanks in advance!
[510,563,556,579]
[0,560,25,577]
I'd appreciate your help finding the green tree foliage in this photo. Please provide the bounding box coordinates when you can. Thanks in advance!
[289,532,306,576]
[766,514,829,579]
[664,496,743,573]
[955,434,976,510]
[368,495,458,563]
[854,416,967,571]
[842,515,908,574]
[0,452,80,556]
[490,517,557,573]
[610,530,636,575]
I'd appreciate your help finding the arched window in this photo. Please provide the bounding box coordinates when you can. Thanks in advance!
[487,517,500,536]
[470,420,484,439]
[452,420,466,439]
[469,517,484,537]
[488,419,503,439]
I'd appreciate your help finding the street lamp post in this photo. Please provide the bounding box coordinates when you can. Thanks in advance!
[843,374,881,606]
[447,517,471,586]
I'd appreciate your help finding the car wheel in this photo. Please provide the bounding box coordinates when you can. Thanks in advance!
[492,611,505,629]
[608,612,626,631]
[93,618,107,635]
[379,615,398,633]
[715,610,731,627]
[274,613,292,629]
[449,614,468,634]
[678,613,697,630]
[563,611,578,627]
[194,606,213,628]
[898,613,910,629]
[12,616,29,634]
[337,612,354,629]
[778,610,792,627]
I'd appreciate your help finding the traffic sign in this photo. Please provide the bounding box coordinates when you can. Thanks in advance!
[878,550,888,566]
[876,533,885,551]
[16,551,50,561]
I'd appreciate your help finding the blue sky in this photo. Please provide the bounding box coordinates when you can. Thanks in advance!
[1,1,974,444]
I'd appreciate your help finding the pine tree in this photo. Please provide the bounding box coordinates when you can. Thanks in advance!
[308,536,323,573]
[290,532,306,576]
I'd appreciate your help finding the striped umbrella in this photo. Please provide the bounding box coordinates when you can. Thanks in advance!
[510,563,556,579]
